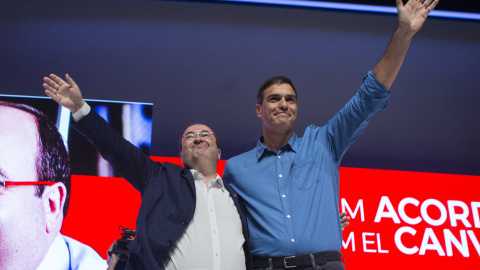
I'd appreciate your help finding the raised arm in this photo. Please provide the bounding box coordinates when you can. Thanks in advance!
[43,74,85,113]
[372,0,438,90]
[43,73,161,192]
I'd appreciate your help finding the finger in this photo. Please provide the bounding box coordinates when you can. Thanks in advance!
[340,212,346,218]
[49,73,68,86]
[43,77,60,89]
[42,82,51,91]
[44,89,61,103]
[44,89,55,99]
[340,216,351,223]
[65,73,79,88]
[44,81,70,95]
[43,82,60,96]
[426,0,438,12]
[396,0,404,9]
[422,0,432,6]
[341,218,349,223]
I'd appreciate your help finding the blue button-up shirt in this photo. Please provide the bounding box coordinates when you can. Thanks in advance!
[223,71,389,257]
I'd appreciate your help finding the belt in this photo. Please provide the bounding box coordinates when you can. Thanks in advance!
[252,250,342,269]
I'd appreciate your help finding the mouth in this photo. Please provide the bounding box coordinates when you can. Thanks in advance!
[274,112,291,116]
[192,142,208,149]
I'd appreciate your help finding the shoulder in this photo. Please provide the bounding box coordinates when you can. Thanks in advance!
[62,235,107,270]
[225,147,256,166]
[144,161,194,188]
[302,124,325,139]
[305,124,321,133]
[223,148,257,181]
[161,161,188,172]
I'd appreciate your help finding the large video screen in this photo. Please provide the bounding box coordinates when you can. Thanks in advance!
[0,95,153,177]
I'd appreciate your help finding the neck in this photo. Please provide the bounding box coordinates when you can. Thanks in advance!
[191,161,218,186]
[262,126,294,153]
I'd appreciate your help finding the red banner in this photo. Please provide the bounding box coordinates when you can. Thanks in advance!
[339,167,480,268]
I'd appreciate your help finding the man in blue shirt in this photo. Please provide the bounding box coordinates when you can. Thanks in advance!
[223,0,439,269]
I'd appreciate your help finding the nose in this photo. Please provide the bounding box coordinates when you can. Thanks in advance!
[193,133,205,142]
[279,98,288,109]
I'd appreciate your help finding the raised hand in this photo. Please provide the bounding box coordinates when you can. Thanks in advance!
[43,74,85,113]
[397,0,439,37]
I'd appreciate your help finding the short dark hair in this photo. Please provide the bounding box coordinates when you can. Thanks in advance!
[0,101,71,217]
[257,76,297,104]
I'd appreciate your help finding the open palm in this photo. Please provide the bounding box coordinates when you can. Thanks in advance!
[397,0,438,35]
[43,74,85,113]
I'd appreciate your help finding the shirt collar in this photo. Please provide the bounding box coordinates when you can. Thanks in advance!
[36,233,70,270]
[190,169,224,188]
[255,133,299,161]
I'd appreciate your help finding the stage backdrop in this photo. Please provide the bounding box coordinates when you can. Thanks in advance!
[1,0,480,268]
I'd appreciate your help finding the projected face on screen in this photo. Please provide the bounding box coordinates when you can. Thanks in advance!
[0,104,64,269]
[0,95,153,267]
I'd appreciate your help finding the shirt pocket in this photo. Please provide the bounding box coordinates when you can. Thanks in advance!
[291,161,323,190]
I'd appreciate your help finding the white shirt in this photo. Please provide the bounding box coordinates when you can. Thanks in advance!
[37,233,107,270]
[165,170,246,270]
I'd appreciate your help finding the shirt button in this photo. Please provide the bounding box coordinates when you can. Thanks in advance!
[291,239,295,243]
[279,174,283,178]
[278,156,281,159]
[282,194,286,198]
[167,239,173,245]
[287,215,291,218]
[213,229,216,233]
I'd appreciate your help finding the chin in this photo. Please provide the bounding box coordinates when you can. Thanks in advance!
[192,150,206,157]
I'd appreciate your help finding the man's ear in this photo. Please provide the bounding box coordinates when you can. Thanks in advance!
[42,182,67,233]
[256,104,262,118]
[217,148,221,160]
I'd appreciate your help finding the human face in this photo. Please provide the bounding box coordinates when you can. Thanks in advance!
[180,124,221,170]
[0,106,49,270]
[256,83,297,132]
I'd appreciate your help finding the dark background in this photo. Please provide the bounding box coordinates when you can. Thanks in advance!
[1,0,479,176]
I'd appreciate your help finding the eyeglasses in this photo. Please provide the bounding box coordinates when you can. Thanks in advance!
[181,131,219,148]
[0,180,56,194]
[181,131,216,141]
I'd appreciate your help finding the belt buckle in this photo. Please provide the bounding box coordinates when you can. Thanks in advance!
[284,255,297,268]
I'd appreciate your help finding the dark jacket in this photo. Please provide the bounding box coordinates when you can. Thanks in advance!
[72,110,251,270]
